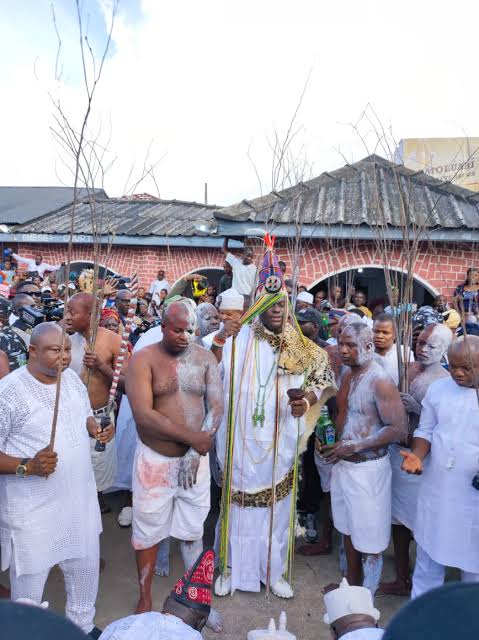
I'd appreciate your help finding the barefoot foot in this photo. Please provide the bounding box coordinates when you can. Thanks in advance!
[0,585,10,599]
[206,607,224,632]
[322,582,339,594]
[298,537,332,556]
[377,579,412,596]
[135,596,152,614]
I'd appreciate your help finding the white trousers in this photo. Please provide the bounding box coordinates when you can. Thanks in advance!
[412,544,479,599]
[10,551,99,634]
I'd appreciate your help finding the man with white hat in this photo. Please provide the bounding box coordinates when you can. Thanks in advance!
[323,578,383,639]
[203,288,244,350]
[295,291,314,312]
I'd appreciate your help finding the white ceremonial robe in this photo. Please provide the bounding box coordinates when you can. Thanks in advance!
[113,325,163,491]
[413,377,479,574]
[0,367,101,576]
[215,326,308,593]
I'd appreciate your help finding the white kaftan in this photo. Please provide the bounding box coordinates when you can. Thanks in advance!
[215,326,308,593]
[69,331,117,492]
[413,377,479,574]
[0,367,101,576]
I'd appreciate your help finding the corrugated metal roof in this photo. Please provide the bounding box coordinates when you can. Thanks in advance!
[214,155,479,229]
[14,198,218,237]
[0,187,107,224]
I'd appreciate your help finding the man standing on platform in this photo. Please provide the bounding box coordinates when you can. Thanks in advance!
[222,238,257,296]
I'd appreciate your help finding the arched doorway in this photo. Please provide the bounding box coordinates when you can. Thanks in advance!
[57,261,118,284]
[309,266,436,309]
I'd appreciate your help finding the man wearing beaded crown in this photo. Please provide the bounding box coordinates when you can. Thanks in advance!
[213,237,336,599]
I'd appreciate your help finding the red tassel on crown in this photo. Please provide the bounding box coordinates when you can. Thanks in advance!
[171,548,214,614]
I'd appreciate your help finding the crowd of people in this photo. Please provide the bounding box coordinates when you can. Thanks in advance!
[0,242,478,639]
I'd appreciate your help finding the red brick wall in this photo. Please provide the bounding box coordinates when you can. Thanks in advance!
[8,239,473,298]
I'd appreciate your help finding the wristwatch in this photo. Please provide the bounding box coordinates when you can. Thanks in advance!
[15,458,30,478]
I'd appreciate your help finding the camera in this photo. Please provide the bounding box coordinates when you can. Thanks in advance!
[42,297,64,321]
[19,305,45,328]
[19,299,64,328]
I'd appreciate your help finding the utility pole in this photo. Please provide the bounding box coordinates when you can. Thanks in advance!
[204,182,208,205]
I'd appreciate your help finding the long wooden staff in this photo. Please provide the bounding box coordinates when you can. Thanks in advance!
[105,274,138,415]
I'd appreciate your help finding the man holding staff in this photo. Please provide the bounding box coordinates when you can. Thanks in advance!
[0,323,110,637]
[64,293,123,508]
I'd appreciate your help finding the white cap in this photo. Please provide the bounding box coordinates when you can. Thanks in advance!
[323,578,380,625]
[218,288,244,311]
[296,291,313,305]
[41,286,52,293]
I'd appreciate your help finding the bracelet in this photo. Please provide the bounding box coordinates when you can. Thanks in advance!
[302,397,311,413]
[212,336,226,348]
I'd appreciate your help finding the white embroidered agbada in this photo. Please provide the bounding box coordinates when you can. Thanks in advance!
[69,331,117,492]
[413,376,479,573]
[216,324,334,593]
[0,367,101,576]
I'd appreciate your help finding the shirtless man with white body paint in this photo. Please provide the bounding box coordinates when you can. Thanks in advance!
[126,301,224,626]
[379,323,451,596]
[321,323,408,596]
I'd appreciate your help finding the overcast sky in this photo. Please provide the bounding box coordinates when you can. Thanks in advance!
[1,0,477,205]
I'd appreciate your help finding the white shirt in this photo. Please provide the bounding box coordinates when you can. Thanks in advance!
[341,630,384,640]
[374,344,414,386]
[413,377,479,573]
[149,278,171,297]
[0,367,101,575]
[99,611,202,640]
[225,252,257,296]
[12,253,61,277]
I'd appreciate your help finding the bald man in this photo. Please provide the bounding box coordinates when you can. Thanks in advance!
[126,301,223,618]
[195,302,220,340]
[380,324,452,596]
[64,293,124,505]
[401,336,479,597]
[0,323,110,637]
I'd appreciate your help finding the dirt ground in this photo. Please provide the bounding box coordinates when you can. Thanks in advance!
[1,492,409,639]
